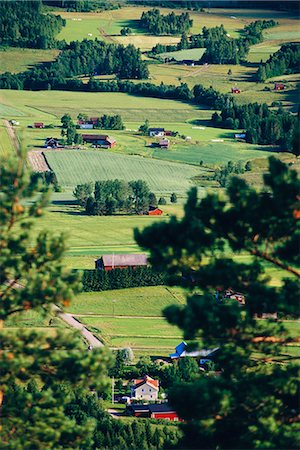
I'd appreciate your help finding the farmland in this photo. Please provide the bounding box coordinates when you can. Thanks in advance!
[0,120,15,157]
[44,149,206,194]
[157,48,206,62]
[0,48,59,74]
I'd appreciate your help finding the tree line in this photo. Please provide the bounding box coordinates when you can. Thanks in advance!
[151,19,277,64]
[257,43,300,81]
[0,0,65,48]
[140,8,193,35]
[73,179,158,215]
[82,266,166,291]
[43,0,120,11]
[0,39,148,90]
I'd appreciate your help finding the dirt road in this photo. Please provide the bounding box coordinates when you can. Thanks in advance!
[4,119,19,152]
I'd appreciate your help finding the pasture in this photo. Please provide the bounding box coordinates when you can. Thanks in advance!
[66,286,186,316]
[0,48,59,74]
[157,48,206,62]
[44,149,206,193]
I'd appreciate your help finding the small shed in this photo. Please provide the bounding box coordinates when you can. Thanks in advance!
[148,207,163,216]
[45,137,59,148]
[95,254,148,271]
[231,87,240,94]
[274,83,284,91]
[234,133,246,140]
[34,122,44,129]
[159,138,170,148]
[82,134,116,148]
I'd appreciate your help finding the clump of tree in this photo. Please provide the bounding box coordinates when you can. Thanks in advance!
[257,43,300,82]
[151,20,277,65]
[82,266,166,292]
[0,151,112,448]
[74,179,155,215]
[140,9,193,35]
[120,27,132,36]
[139,119,150,135]
[212,99,298,152]
[95,114,124,130]
[0,0,65,48]
[170,193,177,203]
[60,114,82,145]
[30,170,61,192]
[213,160,246,187]
[135,156,299,449]
[0,39,149,90]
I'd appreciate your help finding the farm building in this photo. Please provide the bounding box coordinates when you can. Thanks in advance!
[95,254,148,271]
[79,123,94,130]
[231,87,240,94]
[127,404,181,421]
[149,128,165,137]
[274,83,285,91]
[131,375,159,401]
[148,207,163,216]
[34,122,44,129]
[82,134,116,148]
[44,137,59,148]
[159,138,170,148]
[234,133,246,140]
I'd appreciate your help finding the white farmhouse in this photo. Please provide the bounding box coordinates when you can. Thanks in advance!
[131,375,159,401]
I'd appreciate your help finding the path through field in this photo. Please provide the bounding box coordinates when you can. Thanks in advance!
[52,305,104,348]
[4,119,19,151]
[27,150,50,172]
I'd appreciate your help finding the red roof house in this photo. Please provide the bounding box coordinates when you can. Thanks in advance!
[127,403,182,421]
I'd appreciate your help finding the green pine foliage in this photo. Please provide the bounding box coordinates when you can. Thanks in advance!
[0,152,112,448]
[135,156,300,449]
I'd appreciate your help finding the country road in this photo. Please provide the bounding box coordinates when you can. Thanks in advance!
[52,305,104,348]
[4,119,19,151]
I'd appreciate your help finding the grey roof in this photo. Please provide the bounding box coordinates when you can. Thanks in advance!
[148,403,176,413]
[101,254,148,267]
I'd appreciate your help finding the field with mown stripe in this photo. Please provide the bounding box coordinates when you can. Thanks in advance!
[0,48,60,74]
[44,149,205,193]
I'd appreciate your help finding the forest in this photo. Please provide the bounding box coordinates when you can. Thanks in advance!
[151,20,278,64]
[140,9,193,35]
[0,0,65,48]
[74,179,157,215]
[257,43,300,81]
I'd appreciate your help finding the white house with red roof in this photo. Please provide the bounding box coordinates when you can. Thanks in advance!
[131,375,159,401]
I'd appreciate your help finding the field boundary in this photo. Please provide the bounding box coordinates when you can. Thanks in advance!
[27,150,51,172]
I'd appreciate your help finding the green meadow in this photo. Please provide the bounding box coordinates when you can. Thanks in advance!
[0,48,59,74]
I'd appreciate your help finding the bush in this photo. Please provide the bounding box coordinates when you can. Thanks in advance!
[158,197,167,205]
[170,193,177,203]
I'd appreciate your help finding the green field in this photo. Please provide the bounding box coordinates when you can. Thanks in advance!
[67,286,186,316]
[44,149,205,193]
[157,48,206,62]
[0,48,59,74]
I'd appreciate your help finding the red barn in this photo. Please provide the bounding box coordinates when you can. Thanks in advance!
[95,254,148,271]
[127,404,182,422]
[34,122,44,129]
[274,83,284,91]
[148,207,163,216]
[231,87,240,94]
[82,134,116,148]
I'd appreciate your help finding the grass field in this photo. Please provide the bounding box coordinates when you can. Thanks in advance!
[157,48,206,62]
[0,48,59,74]
[67,286,186,316]
[44,149,206,193]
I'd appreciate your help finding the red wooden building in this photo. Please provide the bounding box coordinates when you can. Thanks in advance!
[95,254,148,271]
[34,122,44,129]
[128,403,181,421]
[274,83,285,91]
[231,87,240,94]
[82,134,116,148]
[148,207,163,216]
